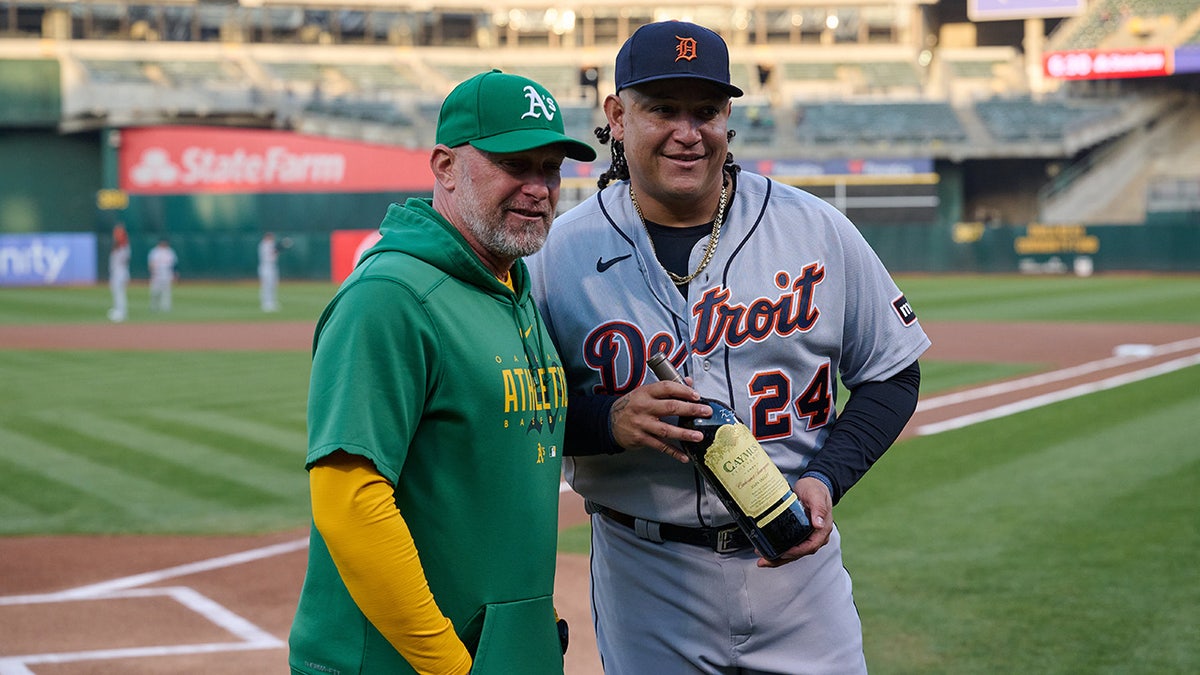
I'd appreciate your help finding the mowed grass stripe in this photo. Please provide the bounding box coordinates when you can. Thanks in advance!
[845,365,1200,674]
[8,413,282,507]
[1016,465,1200,674]
[847,364,1199,549]
[32,409,302,500]
[0,456,98,520]
[0,426,218,530]
[861,386,1195,562]
[207,397,311,428]
[2,351,311,412]
[141,408,306,460]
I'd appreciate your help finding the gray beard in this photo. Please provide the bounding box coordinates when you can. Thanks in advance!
[457,193,550,260]
[462,212,547,259]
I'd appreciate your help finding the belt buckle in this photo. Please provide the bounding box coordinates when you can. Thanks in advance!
[714,527,743,553]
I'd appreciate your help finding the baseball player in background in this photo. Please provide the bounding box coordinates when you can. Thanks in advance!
[147,237,177,312]
[527,21,931,673]
[107,223,130,322]
[258,231,280,312]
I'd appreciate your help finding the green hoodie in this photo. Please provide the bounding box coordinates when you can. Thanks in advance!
[290,198,568,674]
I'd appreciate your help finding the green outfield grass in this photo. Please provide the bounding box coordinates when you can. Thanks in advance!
[554,365,1200,673]
[843,364,1200,674]
[0,281,339,325]
[897,273,1200,323]
[1,276,1197,672]
[0,350,313,534]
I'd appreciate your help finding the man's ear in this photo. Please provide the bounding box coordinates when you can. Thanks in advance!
[430,145,456,189]
[603,94,625,142]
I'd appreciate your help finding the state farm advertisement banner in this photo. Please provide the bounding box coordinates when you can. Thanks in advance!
[1044,48,1171,80]
[119,126,434,195]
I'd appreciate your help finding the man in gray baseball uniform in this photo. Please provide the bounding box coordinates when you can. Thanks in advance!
[527,20,930,673]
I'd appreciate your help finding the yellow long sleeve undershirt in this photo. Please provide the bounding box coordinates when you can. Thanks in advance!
[310,451,472,675]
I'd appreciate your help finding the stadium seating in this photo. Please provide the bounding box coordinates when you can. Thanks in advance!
[155,59,254,90]
[728,104,779,146]
[795,101,968,146]
[79,59,154,85]
[3,0,1195,165]
[1051,0,1199,50]
[974,96,1124,142]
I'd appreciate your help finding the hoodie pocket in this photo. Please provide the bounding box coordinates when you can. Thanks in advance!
[470,595,562,674]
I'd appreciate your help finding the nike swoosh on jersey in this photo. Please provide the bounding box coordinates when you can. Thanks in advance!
[596,254,632,273]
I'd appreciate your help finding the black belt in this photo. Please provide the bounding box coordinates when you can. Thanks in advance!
[596,506,751,554]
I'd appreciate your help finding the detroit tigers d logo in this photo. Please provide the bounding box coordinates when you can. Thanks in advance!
[521,85,558,120]
[675,36,698,61]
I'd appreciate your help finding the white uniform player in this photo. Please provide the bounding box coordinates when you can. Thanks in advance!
[527,20,931,674]
[107,225,130,322]
[258,232,280,312]
[147,238,177,312]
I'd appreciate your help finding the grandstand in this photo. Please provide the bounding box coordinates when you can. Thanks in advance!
[2,0,1198,277]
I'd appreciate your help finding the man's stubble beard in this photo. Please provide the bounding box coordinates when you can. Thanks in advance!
[458,171,553,260]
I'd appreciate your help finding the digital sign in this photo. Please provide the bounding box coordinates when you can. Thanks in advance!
[969,0,1085,22]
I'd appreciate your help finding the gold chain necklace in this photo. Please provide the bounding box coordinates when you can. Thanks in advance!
[631,175,729,286]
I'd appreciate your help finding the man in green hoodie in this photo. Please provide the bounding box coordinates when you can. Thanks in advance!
[288,70,596,674]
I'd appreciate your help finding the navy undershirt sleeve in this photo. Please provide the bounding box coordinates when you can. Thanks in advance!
[564,393,624,455]
[804,360,922,505]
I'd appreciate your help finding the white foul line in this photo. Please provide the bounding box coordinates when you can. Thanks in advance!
[916,336,1200,412]
[916,352,1200,436]
[43,537,307,602]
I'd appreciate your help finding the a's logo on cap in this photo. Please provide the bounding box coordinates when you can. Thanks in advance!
[675,35,698,62]
[521,85,558,121]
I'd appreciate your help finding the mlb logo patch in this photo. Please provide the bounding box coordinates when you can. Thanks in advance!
[892,294,918,326]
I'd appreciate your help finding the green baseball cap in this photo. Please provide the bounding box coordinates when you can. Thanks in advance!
[436,70,597,162]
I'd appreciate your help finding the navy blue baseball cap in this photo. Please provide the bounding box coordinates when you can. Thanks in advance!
[615,21,743,98]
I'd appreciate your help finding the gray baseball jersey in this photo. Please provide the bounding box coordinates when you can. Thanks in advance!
[528,171,929,672]
[529,171,930,527]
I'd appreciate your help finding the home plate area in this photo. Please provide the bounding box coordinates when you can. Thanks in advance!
[0,537,308,675]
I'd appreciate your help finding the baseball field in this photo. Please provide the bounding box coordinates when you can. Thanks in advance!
[1,274,1198,674]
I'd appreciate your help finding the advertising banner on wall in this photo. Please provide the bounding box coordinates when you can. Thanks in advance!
[753,157,935,178]
[1044,47,1172,80]
[0,233,96,286]
[118,126,435,195]
[330,229,382,283]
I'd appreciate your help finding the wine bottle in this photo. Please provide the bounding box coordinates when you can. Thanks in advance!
[648,352,812,560]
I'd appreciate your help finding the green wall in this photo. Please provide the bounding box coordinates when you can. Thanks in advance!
[108,192,425,280]
[0,59,60,126]
[862,220,1200,274]
[0,130,101,234]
